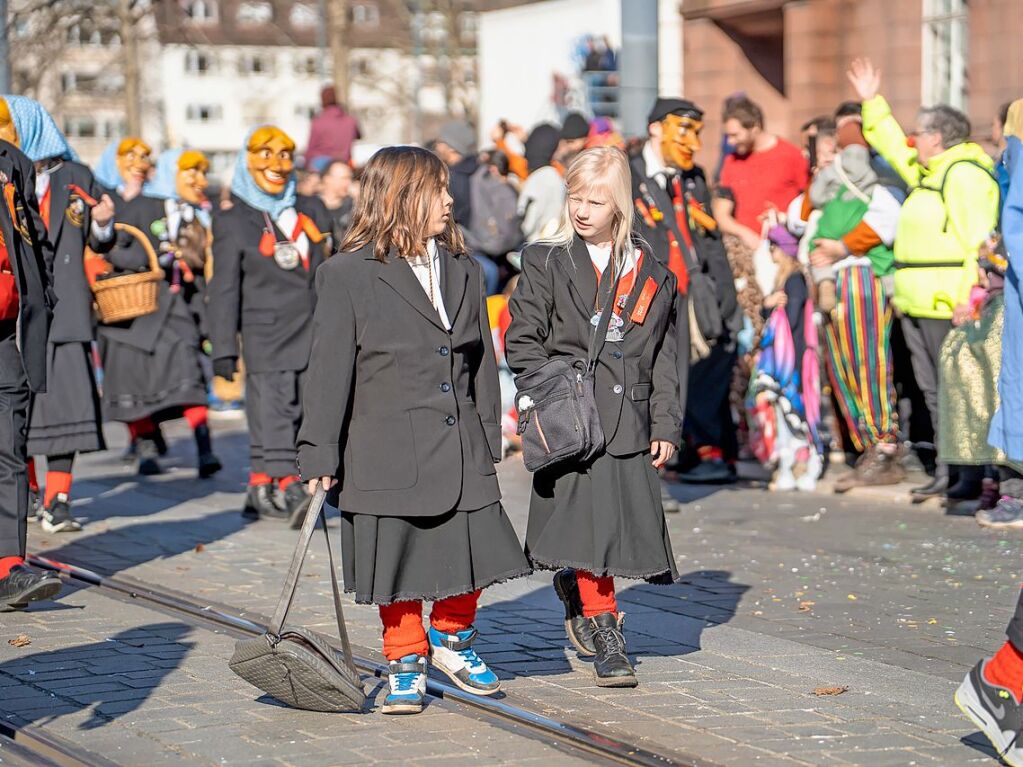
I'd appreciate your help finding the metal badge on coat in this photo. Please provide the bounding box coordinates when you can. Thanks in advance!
[273,241,301,270]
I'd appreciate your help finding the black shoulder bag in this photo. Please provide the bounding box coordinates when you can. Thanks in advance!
[229,488,366,712]
[514,262,620,473]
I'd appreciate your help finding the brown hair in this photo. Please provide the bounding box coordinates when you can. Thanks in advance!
[339,146,466,261]
[722,97,764,130]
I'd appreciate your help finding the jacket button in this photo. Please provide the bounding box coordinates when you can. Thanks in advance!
[445,415,456,426]
[612,350,623,359]
[612,384,623,394]
[440,382,451,392]
[438,346,449,356]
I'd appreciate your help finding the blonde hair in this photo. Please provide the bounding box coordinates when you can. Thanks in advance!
[545,147,636,271]
[339,146,466,261]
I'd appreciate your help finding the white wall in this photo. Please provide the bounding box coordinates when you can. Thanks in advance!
[477,0,621,143]
[658,0,683,97]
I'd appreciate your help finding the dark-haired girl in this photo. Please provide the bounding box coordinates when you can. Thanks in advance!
[299,145,530,715]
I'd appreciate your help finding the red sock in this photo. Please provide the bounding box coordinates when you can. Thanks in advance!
[183,405,208,431]
[430,590,481,634]
[26,458,38,494]
[0,556,24,578]
[278,475,300,491]
[984,641,1023,702]
[249,472,273,486]
[379,601,428,660]
[44,471,73,507]
[576,571,617,617]
[697,445,724,462]
[128,417,156,442]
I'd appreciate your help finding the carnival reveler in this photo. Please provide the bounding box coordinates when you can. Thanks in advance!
[208,126,330,526]
[631,98,739,485]
[0,131,63,609]
[95,144,219,479]
[95,136,152,206]
[0,96,115,534]
[298,146,530,715]
[506,147,684,687]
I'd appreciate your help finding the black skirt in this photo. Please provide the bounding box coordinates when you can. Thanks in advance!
[27,342,105,456]
[339,502,532,605]
[99,305,207,423]
[526,450,678,581]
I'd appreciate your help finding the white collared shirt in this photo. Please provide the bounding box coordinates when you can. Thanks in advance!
[407,238,451,330]
[274,207,310,261]
[642,141,673,190]
[585,241,638,279]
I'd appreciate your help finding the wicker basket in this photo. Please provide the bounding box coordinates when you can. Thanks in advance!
[91,223,165,324]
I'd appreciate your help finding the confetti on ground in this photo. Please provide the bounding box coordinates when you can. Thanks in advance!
[194,543,206,553]
[7,634,31,647]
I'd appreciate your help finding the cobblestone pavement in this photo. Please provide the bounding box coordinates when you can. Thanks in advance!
[2,415,1019,766]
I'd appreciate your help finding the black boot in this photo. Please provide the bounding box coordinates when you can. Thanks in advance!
[242,484,286,520]
[0,565,62,612]
[283,482,312,529]
[153,425,169,456]
[193,424,222,479]
[553,570,596,655]
[911,463,949,504]
[137,438,162,476]
[590,612,637,688]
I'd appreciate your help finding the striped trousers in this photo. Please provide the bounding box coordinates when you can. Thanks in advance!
[823,263,898,451]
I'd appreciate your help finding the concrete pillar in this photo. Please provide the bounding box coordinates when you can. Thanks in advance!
[619,0,659,138]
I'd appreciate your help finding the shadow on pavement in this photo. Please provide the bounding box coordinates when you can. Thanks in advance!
[0,623,194,730]
[35,509,248,579]
[477,569,749,680]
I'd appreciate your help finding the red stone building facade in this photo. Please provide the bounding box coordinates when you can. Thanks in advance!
[680,0,1023,162]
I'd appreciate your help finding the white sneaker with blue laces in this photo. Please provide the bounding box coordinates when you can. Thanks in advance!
[428,626,501,695]
[381,654,427,715]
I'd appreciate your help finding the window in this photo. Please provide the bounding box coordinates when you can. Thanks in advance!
[412,10,446,44]
[67,22,119,46]
[352,2,380,28]
[186,104,223,122]
[186,0,218,22]
[351,57,372,78]
[236,1,273,25]
[184,49,214,74]
[238,53,274,75]
[289,3,318,28]
[922,0,968,110]
[459,12,478,42]
[294,104,316,119]
[293,53,320,76]
[61,72,124,95]
[64,117,97,138]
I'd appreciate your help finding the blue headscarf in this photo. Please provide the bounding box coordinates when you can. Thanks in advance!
[230,126,296,219]
[143,148,183,200]
[3,95,78,163]
[94,140,122,191]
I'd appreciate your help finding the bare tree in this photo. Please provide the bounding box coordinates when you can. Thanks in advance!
[325,0,349,103]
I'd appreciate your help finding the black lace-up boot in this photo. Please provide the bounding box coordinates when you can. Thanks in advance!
[589,612,637,688]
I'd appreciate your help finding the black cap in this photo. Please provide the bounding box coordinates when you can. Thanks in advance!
[647,98,703,125]
[525,124,560,173]
[561,112,590,140]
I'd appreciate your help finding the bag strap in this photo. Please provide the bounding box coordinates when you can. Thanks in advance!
[585,257,624,373]
[267,487,356,669]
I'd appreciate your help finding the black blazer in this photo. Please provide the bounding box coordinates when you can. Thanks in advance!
[208,195,330,373]
[629,156,738,341]
[46,161,114,344]
[296,241,502,517]
[505,236,683,455]
[0,140,54,392]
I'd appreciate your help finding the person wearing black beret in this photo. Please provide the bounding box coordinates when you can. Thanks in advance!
[630,97,740,485]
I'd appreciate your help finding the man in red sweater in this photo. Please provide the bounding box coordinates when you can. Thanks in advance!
[712,97,808,251]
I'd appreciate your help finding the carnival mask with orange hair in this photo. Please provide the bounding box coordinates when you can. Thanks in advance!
[116,138,153,185]
[176,149,210,205]
[0,99,16,146]
[246,126,295,195]
[660,113,703,171]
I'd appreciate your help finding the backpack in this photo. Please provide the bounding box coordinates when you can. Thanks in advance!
[467,166,522,256]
